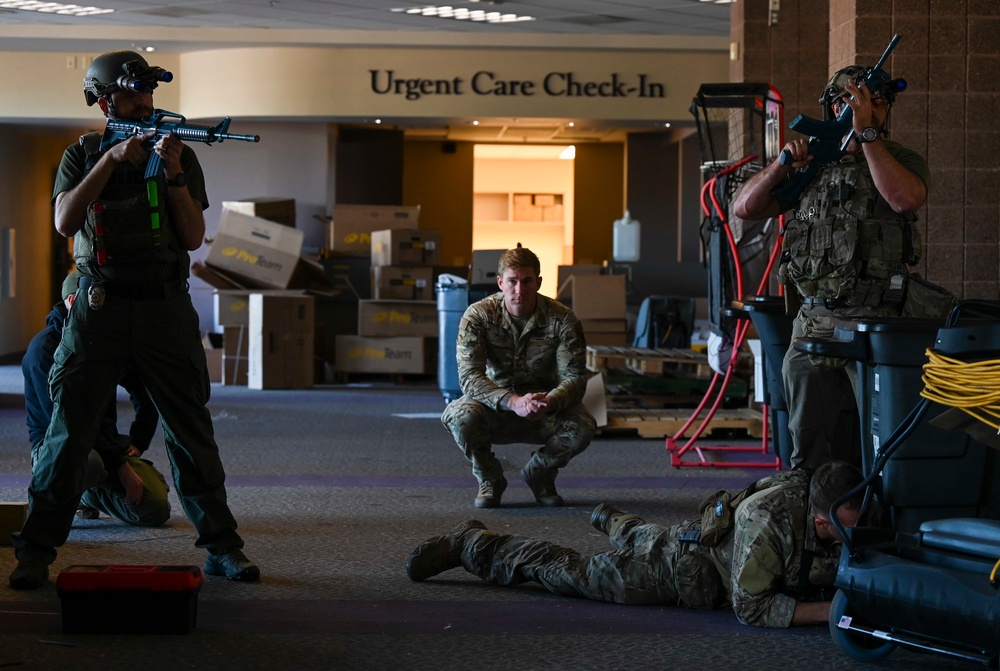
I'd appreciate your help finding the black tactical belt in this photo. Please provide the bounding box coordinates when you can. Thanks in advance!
[800,296,843,309]
[78,276,188,300]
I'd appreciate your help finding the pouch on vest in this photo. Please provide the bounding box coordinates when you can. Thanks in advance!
[902,273,956,319]
[698,490,735,548]
[80,194,162,265]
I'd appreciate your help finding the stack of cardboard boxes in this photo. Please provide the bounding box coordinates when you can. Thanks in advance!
[557,264,628,346]
[197,198,318,390]
[334,219,442,376]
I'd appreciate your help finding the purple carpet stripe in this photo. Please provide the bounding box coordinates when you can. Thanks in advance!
[1,473,759,490]
[221,474,758,490]
[0,598,826,638]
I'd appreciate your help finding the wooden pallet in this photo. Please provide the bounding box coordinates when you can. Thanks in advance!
[587,345,712,378]
[601,407,764,439]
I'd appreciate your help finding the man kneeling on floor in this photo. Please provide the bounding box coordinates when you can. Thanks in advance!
[407,461,864,628]
[441,245,596,509]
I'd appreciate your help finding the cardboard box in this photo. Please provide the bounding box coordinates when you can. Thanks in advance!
[314,297,360,364]
[372,266,434,301]
[558,274,626,320]
[0,502,28,546]
[222,198,296,227]
[222,325,249,386]
[470,249,505,286]
[248,293,315,390]
[214,289,305,328]
[320,256,371,301]
[357,300,437,337]
[580,318,628,333]
[335,335,434,374]
[326,205,420,257]
[584,332,629,346]
[557,264,603,291]
[371,228,442,267]
[206,209,304,289]
[204,347,223,383]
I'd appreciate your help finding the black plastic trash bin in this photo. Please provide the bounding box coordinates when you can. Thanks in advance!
[731,296,796,468]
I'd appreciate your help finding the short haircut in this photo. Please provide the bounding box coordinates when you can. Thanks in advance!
[497,246,540,277]
[809,461,864,519]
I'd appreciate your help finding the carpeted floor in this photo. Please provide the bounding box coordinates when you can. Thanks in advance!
[0,367,977,670]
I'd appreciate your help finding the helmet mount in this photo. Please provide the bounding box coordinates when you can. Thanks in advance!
[83,50,173,107]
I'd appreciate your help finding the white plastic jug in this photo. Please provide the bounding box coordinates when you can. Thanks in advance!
[613,210,640,262]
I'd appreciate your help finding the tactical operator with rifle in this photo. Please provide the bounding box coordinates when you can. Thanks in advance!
[9,50,259,589]
[408,461,864,628]
[732,50,953,470]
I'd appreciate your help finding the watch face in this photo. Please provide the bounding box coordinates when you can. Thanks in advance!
[861,128,878,142]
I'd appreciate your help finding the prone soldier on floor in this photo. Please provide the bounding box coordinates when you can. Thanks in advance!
[407,461,865,628]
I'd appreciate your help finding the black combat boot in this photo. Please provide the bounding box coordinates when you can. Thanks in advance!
[520,456,563,507]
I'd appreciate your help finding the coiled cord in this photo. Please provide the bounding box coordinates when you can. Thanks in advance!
[920,348,1000,431]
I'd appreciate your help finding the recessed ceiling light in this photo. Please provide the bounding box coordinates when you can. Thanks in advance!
[390,5,534,24]
[0,1,114,16]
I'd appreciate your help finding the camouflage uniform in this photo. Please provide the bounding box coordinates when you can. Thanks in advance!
[778,143,944,469]
[441,292,596,484]
[453,471,841,627]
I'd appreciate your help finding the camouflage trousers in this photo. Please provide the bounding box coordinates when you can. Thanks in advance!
[459,517,728,609]
[441,397,596,483]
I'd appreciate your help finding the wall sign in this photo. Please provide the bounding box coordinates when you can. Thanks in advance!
[370,70,666,101]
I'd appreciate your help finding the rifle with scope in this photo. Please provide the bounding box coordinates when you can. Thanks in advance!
[772,33,907,204]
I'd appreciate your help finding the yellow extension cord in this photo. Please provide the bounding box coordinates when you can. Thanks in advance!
[919,348,1000,432]
[918,347,1000,587]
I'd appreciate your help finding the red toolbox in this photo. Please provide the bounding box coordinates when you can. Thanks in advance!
[56,565,203,634]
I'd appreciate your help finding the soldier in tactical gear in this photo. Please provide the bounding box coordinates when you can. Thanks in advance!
[441,246,596,508]
[732,63,952,470]
[9,51,259,589]
[407,461,864,628]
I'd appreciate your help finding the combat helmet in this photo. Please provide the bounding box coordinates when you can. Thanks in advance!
[83,50,173,106]
[818,64,905,121]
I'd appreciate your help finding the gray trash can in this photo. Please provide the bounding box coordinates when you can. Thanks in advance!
[436,274,469,404]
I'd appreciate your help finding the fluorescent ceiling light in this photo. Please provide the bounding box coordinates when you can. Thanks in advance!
[559,146,576,160]
[391,5,535,24]
[0,1,114,16]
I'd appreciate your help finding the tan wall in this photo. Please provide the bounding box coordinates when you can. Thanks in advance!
[0,126,84,356]
[402,140,474,270]
[573,143,626,266]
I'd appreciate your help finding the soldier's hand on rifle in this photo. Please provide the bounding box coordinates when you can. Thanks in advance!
[779,138,814,169]
[154,133,185,180]
[108,131,155,167]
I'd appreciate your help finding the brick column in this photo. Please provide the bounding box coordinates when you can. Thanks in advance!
[733,0,999,299]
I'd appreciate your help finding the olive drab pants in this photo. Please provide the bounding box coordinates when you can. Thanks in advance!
[31,441,171,528]
[79,456,172,528]
[459,518,728,609]
[13,290,243,564]
[781,312,864,470]
[441,396,596,484]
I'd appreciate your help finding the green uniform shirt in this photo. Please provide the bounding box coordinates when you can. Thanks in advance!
[456,292,589,413]
[52,136,208,285]
[728,471,842,628]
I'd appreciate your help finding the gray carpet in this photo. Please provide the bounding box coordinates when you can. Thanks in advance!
[0,367,977,670]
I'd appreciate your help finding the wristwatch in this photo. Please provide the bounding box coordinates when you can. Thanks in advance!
[858,127,880,143]
[165,172,187,187]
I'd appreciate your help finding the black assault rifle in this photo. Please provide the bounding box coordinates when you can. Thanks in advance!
[772,34,905,204]
[100,109,261,181]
